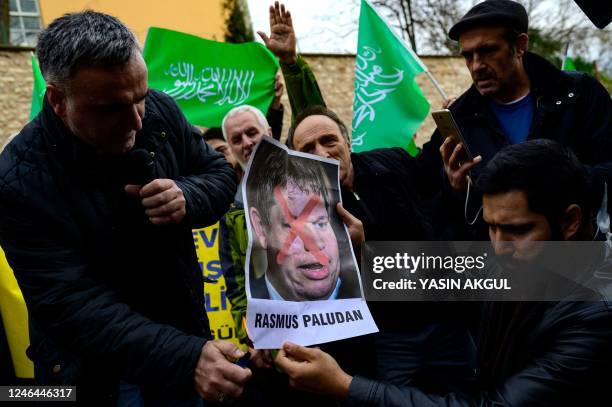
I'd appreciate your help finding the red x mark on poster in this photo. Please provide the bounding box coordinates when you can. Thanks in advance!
[273,185,330,266]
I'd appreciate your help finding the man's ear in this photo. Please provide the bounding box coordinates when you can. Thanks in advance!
[516,33,529,58]
[250,207,267,249]
[46,84,67,118]
[561,204,582,240]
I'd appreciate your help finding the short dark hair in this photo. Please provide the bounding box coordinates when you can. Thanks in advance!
[203,127,224,142]
[477,139,591,228]
[37,11,140,85]
[287,106,350,149]
[247,141,332,230]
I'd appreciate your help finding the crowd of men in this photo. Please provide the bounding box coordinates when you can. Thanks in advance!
[0,0,611,406]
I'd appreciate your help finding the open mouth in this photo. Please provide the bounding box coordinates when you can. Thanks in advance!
[298,262,330,280]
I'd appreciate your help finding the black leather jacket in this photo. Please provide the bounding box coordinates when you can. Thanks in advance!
[0,90,236,402]
[347,247,612,406]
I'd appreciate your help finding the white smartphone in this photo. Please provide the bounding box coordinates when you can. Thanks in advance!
[431,109,474,161]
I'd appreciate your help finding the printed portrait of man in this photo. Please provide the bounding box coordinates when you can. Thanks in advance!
[246,138,360,301]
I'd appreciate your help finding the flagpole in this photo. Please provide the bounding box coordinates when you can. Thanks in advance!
[562,42,570,70]
[424,70,448,102]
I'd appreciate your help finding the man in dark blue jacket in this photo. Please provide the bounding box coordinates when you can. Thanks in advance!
[0,11,250,405]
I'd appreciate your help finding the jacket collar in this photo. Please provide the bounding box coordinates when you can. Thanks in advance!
[453,51,573,120]
[523,51,574,97]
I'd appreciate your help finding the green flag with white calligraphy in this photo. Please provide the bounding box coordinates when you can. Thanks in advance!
[143,27,279,127]
[29,53,46,120]
[352,0,430,156]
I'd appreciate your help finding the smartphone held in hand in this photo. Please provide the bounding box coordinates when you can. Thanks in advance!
[432,109,474,161]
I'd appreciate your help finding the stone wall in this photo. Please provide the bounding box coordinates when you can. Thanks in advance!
[0,49,473,149]
[0,47,33,148]
[285,54,473,147]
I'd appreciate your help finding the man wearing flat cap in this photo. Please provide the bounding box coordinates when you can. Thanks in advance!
[415,0,612,240]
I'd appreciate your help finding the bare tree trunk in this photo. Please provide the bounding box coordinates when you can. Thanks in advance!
[0,0,9,45]
[407,0,418,51]
[402,0,417,52]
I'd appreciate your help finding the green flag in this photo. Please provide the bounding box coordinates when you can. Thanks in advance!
[29,53,46,120]
[143,27,279,127]
[562,56,576,71]
[352,0,430,156]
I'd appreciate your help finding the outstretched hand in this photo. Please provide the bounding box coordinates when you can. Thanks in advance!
[258,1,297,65]
[275,341,352,400]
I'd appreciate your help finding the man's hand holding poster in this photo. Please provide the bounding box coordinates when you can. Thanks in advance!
[243,137,377,349]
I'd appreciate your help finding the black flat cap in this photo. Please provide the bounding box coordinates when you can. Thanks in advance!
[448,0,528,40]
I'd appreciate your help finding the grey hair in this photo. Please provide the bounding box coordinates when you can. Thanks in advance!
[221,105,270,141]
[36,10,140,86]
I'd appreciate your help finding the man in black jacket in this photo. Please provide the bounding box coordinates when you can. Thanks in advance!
[276,139,612,406]
[0,11,250,405]
[416,0,612,239]
[287,106,474,392]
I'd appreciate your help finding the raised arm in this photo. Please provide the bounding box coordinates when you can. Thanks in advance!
[258,1,326,121]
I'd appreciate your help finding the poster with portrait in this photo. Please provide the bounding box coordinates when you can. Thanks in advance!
[243,137,377,349]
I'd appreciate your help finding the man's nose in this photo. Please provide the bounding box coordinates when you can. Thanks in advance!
[472,54,486,75]
[243,135,256,148]
[491,233,513,256]
[301,224,325,252]
[313,144,330,158]
[128,104,143,132]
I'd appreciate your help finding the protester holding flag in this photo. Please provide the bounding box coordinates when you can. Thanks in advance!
[0,11,246,405]
[416,0,612,240]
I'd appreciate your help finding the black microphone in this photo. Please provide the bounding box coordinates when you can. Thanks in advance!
[125,148,157,185]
